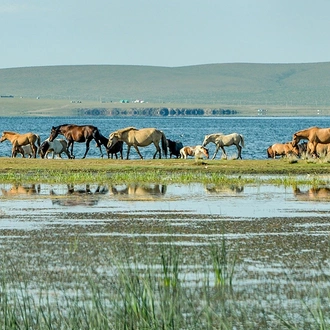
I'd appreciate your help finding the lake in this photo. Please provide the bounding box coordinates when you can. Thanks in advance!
[1,116,330,159]
[1,116,330,327]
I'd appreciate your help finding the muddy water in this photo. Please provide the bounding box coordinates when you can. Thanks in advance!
[0,182,330,324]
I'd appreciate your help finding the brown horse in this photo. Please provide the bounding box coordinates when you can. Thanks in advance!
[48,124,103,159]
[0,131,40,158]
[267,142,299,159]
[107,127,167,159]
[292,126,330,157]
[307,142,330,157]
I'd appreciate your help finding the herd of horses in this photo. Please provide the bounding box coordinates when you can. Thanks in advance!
[1,124,329,160]
[268,126,330,159]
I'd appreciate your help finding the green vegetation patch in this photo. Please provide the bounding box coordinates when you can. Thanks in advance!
[1,158,330,185]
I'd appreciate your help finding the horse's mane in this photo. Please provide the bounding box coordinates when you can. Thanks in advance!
[3,131,18,135]
[117,127,137,134]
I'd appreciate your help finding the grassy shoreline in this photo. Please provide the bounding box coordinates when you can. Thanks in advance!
[1,157,330,184]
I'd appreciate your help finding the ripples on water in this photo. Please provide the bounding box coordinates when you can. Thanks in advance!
[0,116,329,159]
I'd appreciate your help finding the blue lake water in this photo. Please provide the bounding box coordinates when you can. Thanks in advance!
[0,116,329,159]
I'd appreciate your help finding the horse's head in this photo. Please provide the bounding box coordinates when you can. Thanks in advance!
[0,134,5,143]
[267,146,274,158]
[107,131,119,148]
[292,133,300,147]
[203,147,209,159]
[38,141,50,159]
[49,126,60,142]
[202,135,210,147]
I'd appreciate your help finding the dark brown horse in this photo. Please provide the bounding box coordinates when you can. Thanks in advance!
[97,133,123,159]
[48,124,103,159]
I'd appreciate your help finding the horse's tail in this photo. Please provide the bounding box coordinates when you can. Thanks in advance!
[93,128,104,145]
[161,131,167,158]
[36,134,40,147]
[240,134,245,148]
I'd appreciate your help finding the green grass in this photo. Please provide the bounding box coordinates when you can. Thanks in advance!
[1,158,330,185]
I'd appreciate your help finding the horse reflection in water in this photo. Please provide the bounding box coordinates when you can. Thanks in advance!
[110,184,167,200]
[205,184,244,195]
[51,184,108,206]
[1,184,41,197]
[293,186,330,201]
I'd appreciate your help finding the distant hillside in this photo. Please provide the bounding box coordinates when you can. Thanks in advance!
[1,63,330,106]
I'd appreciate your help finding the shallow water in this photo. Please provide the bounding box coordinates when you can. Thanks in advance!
[1,181,330,327]
[2,182,330,221]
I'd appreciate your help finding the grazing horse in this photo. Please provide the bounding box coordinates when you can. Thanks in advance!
[38,138,71,159]
[180,145,209,159]
[202,133,244,159]
[107,127,167,159]
[97,134,123,159]
[292,126,330,157]
[0,131,40,158]
[48,124,103,159]
[267,142,299,159]
[167,139,183,158]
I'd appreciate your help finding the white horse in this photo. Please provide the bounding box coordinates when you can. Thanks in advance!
[202,133,245,159]
[38,138,71,159]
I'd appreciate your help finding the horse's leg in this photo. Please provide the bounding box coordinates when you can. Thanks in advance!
[310,143,318,158]
[126,146,131,159]
[81,140,91,159]
[133,146,144,159]
[94,138,103,158]
[153,142,161,159]
[211,146,220,160]
[220,147,227,159]
[237,144,242,159]
[68,141,75,158]
[64,148,71,159]
[31,143,37,158]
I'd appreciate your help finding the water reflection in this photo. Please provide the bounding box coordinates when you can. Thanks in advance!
[109,184,167,200]
[205,183,244,194]
[50,184,109,206]
[293,186,330,201]
[3,182,330,215]
[0,184,41,197]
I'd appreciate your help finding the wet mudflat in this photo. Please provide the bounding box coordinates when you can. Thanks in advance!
[1,181,330,327]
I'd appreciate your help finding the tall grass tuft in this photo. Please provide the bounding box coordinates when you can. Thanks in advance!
[210,235,237,287]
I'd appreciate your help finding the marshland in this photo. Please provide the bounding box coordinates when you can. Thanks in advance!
[1,109,330,327]
[1,154,330,329]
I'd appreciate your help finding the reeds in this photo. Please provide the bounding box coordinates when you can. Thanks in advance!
[0,241,329,329]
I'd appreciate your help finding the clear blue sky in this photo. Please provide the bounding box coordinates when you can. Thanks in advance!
[1,0,330,69]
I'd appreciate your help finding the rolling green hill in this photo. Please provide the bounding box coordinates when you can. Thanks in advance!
[1,63,330,116]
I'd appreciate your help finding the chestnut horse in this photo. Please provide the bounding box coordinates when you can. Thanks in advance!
[107,127,167,159]
[48,124,103,159]
[180,145,209,159]
[0,131,40,158]
[267,142,299,159]
[292,126,330,157]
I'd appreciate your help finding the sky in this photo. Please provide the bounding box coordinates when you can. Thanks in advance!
[1,0,330,69]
